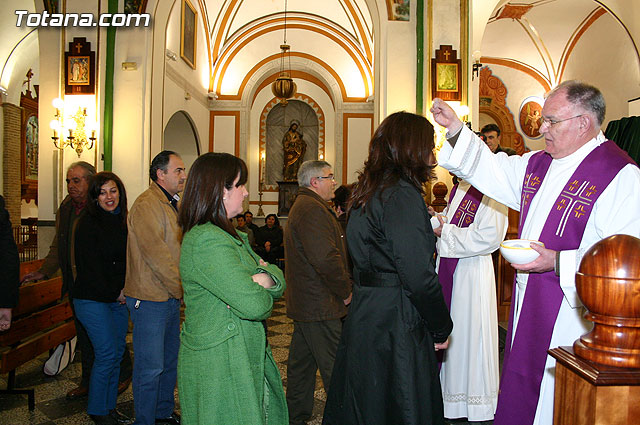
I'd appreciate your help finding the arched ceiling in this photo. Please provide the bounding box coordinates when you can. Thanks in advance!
[479,0,639,89]
[202,0,374,101]
[0,0,38,96]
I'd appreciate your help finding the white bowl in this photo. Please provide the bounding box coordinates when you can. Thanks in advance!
[499,239,545,264]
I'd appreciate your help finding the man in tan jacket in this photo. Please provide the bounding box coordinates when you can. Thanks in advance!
[284,160,352,425]
[125,151,185,425]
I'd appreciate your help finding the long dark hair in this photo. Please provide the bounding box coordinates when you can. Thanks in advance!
[179,153,248,239]
[350,111,436,210]
[88,171,128,227]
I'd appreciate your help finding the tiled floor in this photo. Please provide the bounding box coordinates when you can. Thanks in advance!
[1,300,495,424]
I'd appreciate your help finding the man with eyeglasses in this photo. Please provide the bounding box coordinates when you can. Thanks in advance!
[21,161,133,399]
[431,80,640,425]
[284,160,352,425]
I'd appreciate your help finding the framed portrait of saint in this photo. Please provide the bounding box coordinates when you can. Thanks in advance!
[68,56,90,85]
[519,97,544,139]
[431,45,461,101]
[20,84,38,202]
[181,0,197,69]
[65,38,95,94]
[436,63,458,92]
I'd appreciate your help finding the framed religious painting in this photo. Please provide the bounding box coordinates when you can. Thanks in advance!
[64,37,95,95]
[180,0,197,69]
[20,73,38,202]
[431,45,461,101]
[519,96,544,139]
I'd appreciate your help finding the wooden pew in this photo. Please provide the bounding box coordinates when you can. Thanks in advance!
[19,259,44,278]
[0,276,75,410]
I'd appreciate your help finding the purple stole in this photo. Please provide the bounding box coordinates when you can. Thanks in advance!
[494,141,635,425]
[438,183,484,309]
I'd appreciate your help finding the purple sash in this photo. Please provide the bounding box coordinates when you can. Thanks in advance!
[494,141,635,425]
[438,184,484,309]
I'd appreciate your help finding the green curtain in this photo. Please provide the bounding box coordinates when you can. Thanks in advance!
[605,116,640,164]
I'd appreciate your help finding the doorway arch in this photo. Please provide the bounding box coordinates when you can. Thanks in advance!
[163,111,200,170]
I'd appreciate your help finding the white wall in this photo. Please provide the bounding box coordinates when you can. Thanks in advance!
[562,13,640,126]
[383,20,416,114]
[345,116,371,184]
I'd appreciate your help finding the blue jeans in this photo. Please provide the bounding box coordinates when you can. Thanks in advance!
[73,299,129,415]
[126,297,180,425]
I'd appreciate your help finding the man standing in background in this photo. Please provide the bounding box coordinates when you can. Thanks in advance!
[481,123,516,155]
[284,160,352,425]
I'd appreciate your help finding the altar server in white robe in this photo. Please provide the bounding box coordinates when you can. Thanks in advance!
[430,80,640,425]
[431,179,507,421]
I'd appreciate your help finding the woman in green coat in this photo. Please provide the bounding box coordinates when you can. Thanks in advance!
[177,152,288,425]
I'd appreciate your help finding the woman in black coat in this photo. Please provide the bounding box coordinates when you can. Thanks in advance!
[72,172,130,425]
[254,213,284,264]
[323,112,453,425]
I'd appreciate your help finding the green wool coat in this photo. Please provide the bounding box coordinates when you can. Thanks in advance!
[178,223,288,425]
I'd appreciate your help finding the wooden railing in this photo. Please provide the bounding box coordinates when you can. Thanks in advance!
[12,222,38,263]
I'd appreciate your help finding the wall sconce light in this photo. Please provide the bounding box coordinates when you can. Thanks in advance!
[50,98,96,157]
[166,49,177,61]
[472,50,483,81]
[121,61,138,71]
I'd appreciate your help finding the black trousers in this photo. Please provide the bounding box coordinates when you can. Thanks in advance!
[286,319,342,425]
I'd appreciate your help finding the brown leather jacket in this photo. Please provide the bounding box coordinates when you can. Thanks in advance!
[124,183,183,301]
[284,187,351,321]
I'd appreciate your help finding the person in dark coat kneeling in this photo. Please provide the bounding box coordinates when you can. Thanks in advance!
[323,111,454,425]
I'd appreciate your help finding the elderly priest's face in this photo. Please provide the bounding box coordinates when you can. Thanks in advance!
[539,90,590,160]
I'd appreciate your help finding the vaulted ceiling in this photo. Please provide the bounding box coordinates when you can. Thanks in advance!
[198,0,375,102]
[480,0,639,90]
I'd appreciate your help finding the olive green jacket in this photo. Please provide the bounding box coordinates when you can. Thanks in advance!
[178,222,287,425]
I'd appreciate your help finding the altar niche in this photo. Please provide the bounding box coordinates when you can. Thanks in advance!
[265,100,319,187]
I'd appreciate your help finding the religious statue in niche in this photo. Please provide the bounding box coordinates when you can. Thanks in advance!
[282,120,306,181]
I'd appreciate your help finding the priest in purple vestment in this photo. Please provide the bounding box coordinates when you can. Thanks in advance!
[430,80,640,425]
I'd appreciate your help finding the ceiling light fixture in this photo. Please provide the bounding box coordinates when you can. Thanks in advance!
[271,0,296,105]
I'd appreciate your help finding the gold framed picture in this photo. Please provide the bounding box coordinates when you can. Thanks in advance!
[431,45,461,101]
[180,0,197,69]
[436,63,458,92]
[64,38,95,95]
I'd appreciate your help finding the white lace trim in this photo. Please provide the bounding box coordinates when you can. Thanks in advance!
[443,391,497,405]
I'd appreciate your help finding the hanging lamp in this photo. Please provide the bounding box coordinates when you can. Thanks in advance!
[271,0,296,105]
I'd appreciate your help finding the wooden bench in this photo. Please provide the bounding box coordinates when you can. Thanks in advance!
[19,259,44,278]
[0,275,75,410]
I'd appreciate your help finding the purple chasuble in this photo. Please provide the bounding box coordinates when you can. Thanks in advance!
[437,184,484,309]
[494,141,635,425]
